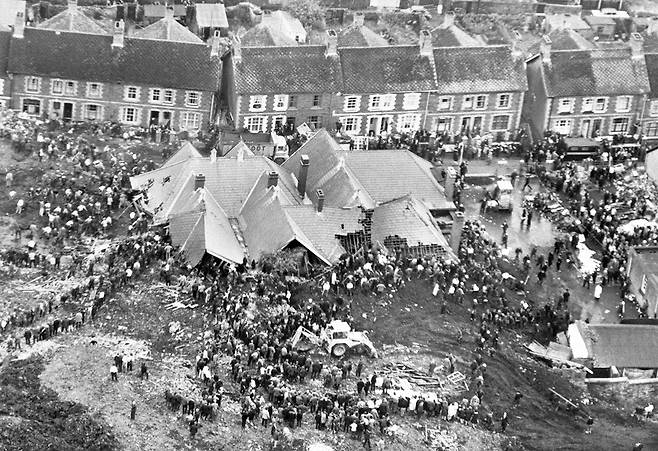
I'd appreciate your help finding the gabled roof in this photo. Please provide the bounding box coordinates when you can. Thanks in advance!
[223,141,255,158]
[431,24,483,47]
[169,190,244,265]
[239,23,298,47]
[162,141,203,167]
[338,25,388,47]
[133,16,203,43]
[339,45,437,93]
[195,3,228,29]
[283,130,454,211]
[644,53,658,98]
[541,48,650,97]
[38,7,109,34]
[432,45,527,94]
[8,27,221,91]
[235,46,342,94]
[372,195,455,258]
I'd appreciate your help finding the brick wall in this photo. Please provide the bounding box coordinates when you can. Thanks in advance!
[238,92,334,132]
[10,74,215,130]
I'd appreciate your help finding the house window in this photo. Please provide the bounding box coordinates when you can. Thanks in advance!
[397,113,421,132]
[64,81,76,96]
[125,86,139,101]
[86,83,102,98]
[312,95,321,107]
[273,94,288,111]
[248,95,266,112]
[462,96,473,110]
[474,95,487,110]
[51,79,64,95]
[185,91,201,108]
[26,77,40,93]
[650,100,658,117]
[593,97,608,113]
[121,107,139,124]
[582,98,594,113]
[435,117,452,133]
[491,115,510,130]
[646,122,658,136]
[496,94,511,109]
[344,96,360,112]
[22,99,41,115]
[611,117,629,134]
[369,95,381,110]
[288,95,297,108]
[402,93,421,110]
[244,116,266,133]
[342,116,360,134]
[163,89,174,104]
[151,88,161,102]
[438,96,453,111]
[553,119,572,135]
[273,116,286,131]
[640,274,647,294]
[308,115,321,129]
[181,112,201,130]
[84,104,101,121]
[557,98,574,114]
[616,96,632,113]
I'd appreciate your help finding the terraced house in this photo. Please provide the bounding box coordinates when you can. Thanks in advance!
[2,3,222,131]
[525,34,650,138]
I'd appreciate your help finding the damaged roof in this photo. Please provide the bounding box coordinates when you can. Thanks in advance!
[582,323,658,368]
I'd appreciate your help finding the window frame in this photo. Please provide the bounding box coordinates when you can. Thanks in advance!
[22,98,41,115]
[557,98,575,114]
[273,94,288,112]
[248,95,266,113]
[312,94,321,107]
[121,106,140,124]
[593,97,608,113]
[491,114,510,131]
[553,118,572,134]
[124,86,140,102]
[341,116,361,134]
[83,104,102,121]
[474,94,487,110]
[181,112,201,131]
[435,117,452,133]
[582,98,594,113]
[344,96,360,113]
[64,81,76,96]
[496,93,511,109]
[51,79,64,95]
[397,113,421,132]
[288,95,297,109]
[650,100,658,117]
[25,77,41,94]
[402,93,421,111]
[616,96,632,113]
[185,91,202,108]
[438,96,454,111]
[244,115,267,133]
[308,115,321,129]
[610,117,629,134]
[86,82,102,99]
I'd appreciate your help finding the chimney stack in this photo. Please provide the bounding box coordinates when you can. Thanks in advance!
[630,32,644,59]
[232,35,242,64]
[112,20,125,48]
[441,11,454,29]
[353,13,365,27]
[164,5,174,20]
[316,189,325,213]
[540,35,552,67]
[326,30,338,57]
[297,155,310,197]
[419,29,433,57]
[68,0,77,10]
[211,29,221,57]
[194,174,206,190]
[13,11,24,38]
[267,171,279,188]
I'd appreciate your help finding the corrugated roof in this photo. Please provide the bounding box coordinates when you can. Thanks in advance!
[587,324,658,368]
[339,45,437,93]
[133,16,203,43]
[542,48,650,97]
[195,3,228,29]
[235,46,342,94]
[38,7,109,34]
[8,27,221,91]
[432,45,528,94]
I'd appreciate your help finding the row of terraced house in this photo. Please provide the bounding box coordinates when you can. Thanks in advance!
[3,2,658,141]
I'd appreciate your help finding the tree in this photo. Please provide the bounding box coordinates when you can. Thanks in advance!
[285,0,325,29]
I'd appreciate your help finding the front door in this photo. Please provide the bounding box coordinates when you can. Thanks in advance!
[150,110,160,126]
[461,117,471,134]
[473,116,483,135]
[62,103,73,122]
[592,119,602,137]
[161,111,172,128]
[582,119,591,138]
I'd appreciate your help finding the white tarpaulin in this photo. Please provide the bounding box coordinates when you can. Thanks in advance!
[617,219,658,235]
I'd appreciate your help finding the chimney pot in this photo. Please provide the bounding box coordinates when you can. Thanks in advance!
[267,171,279,188]
[194,174,206,190]
[316,189,325,213]
[297,155,310,197]
[326,30,337,57]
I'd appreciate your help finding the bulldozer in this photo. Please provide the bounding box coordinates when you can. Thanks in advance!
[290,320,378,358]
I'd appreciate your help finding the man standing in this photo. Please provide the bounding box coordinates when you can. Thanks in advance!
[501,411,509,432]
[140,362,149,380]
[594,283,602,302]
[130,401,137,420]
[110,363,118,381]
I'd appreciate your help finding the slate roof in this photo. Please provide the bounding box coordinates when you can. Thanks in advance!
[541,48,650,97]
[338,25,388,47]
[283,130,454,211]
[431,25,482,47]
[195,3,228,29]
[239,23,298,47]
[644,53,658,98]
[8,27,221,91]
[162,141,202,167]
[372,195,455,257]
[547,28,595,51]
[585,323,658,368]
[132,16,202,43]
[38,7,109,34]
[235,46,342,94]
[432,45,527,94]
[339,45,436,93]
